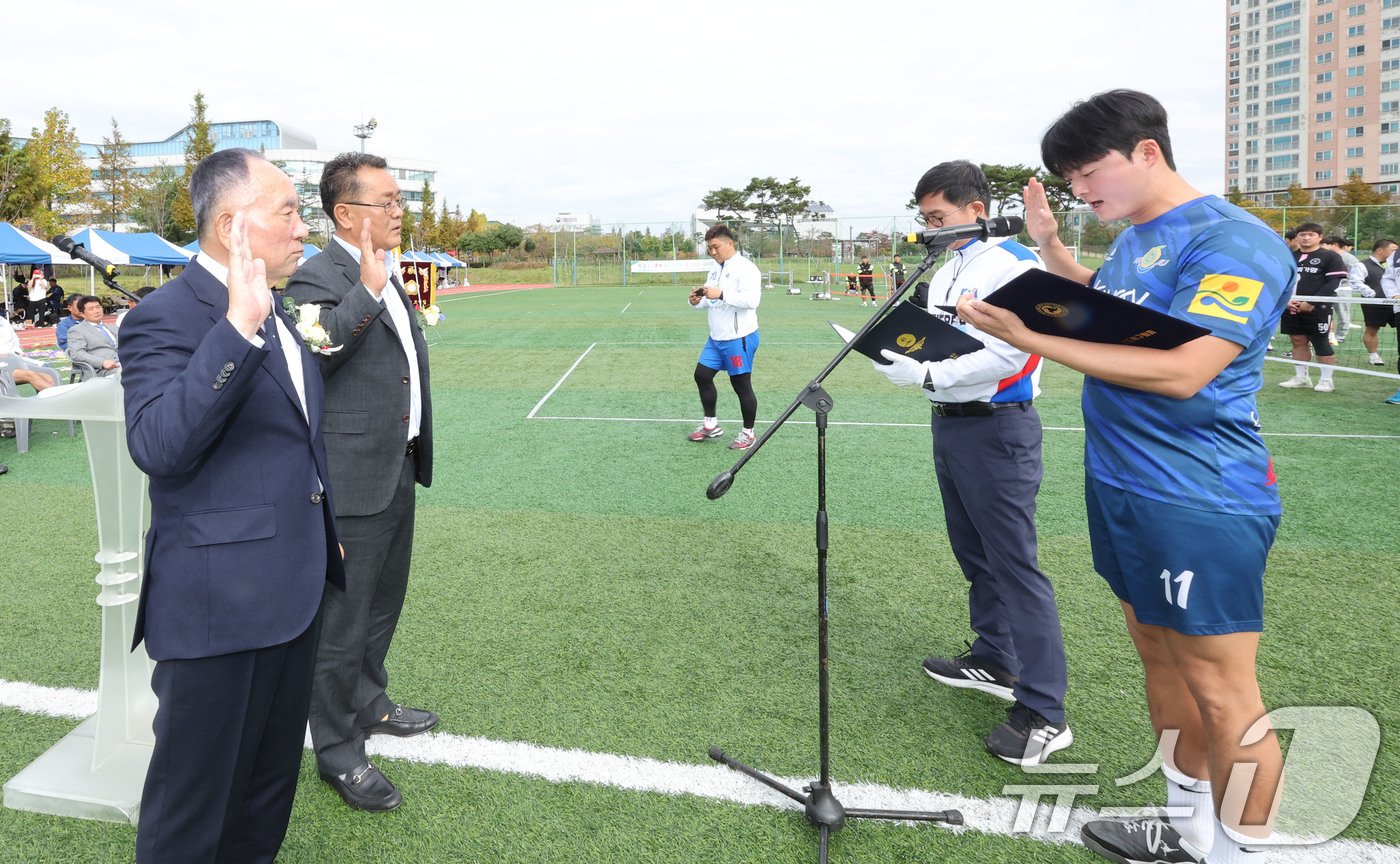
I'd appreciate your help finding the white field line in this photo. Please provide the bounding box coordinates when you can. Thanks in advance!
[526,343,596,420]
[435,290,524,303]
[526,414,1400,440]
[1263,356,1400,380]
[620,303,631,315]
[0,678,1392,862]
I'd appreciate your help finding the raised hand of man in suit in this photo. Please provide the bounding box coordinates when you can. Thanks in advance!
[358,217,388,298]
[225,210,273,340]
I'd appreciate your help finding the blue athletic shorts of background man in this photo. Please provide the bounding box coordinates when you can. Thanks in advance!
[960,89,1296,864]
[688,224,762,450]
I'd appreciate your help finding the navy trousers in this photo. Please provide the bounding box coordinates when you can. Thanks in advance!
[931,405,1068,723]
[137,614,320,863]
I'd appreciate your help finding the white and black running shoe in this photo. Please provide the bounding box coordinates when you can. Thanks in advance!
[984,701,1072,766]
[1080,818,1206,864]
[922,642,1016,701]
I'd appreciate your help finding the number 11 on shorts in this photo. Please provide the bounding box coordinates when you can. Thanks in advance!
[1159,569,1194,609]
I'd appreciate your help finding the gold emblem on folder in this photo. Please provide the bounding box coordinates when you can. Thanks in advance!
[896,332,926,354]
[1035,302,1068,318]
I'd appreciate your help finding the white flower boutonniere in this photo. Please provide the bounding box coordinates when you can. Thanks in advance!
[283,297,343,355]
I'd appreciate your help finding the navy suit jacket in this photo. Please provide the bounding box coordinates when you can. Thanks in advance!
[119,260,346,661]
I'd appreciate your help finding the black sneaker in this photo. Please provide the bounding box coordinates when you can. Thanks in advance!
[1080,818,1205,864]
[984,701,1072,766]
[922,642,1016,701]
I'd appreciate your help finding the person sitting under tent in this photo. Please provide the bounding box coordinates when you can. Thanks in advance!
[66,296,120,379]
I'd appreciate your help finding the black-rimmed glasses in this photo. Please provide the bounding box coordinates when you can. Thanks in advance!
[344,199,405,215]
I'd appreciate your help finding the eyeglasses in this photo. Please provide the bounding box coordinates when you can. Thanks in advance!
[343,198,405,215]
[915,202,968,228]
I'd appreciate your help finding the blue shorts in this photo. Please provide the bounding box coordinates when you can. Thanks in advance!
[1085,476,1278,635]
[698,331,760,375]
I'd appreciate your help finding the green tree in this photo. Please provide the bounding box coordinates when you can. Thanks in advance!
[131,164,183,240]
[96,117,140,231]
[981,163,1037,215]
[700,187,747,222]
[1036,172,1078,213]
[415,180,436,248]
[171,92,215,239]
[23,107,93,237]
[0,118,38,223]
[464,209,488,233]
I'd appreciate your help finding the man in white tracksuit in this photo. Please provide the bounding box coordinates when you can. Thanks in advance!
[687,224,762,450]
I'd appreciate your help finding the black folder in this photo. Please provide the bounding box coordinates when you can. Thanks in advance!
[939,269,1210,350]
[829,301,985,364]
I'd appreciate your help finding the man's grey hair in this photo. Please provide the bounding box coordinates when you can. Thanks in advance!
[190,148,265,240]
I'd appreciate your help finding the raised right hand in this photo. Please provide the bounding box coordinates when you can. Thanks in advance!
[1021,177,1062,249]
[359,217,389,297]
[226,211,272,339]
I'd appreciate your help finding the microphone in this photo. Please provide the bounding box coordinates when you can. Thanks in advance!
[52,235,141,302]
[906,216,1024,246]
[52,235,118,278]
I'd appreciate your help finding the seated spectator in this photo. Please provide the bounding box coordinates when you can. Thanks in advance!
[0,315,54,392]
[114,286,155,329]
[66,296,120,378]
[55,294,86,351]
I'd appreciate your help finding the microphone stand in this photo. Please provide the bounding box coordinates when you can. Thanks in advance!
[99,271,142,305]
[705,225,991,863]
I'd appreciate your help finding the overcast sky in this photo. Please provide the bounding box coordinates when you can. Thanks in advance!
[11,0,1224,228]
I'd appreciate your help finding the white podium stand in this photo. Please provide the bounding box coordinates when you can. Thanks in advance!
[1,376,155,825]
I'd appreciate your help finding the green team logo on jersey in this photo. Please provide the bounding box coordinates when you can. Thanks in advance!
[1135,245,1171,274]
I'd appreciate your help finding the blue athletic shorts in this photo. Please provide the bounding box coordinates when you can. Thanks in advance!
[1084,476,1278,635]
[698,331,760,375]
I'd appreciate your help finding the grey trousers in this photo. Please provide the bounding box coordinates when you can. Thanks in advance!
[310,454,418,774]
[931,404,1068,723]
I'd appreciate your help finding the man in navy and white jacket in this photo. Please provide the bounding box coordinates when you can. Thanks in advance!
[873,160,1070,768]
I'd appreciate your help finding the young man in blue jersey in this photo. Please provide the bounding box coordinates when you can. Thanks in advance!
[960,90,1295,864]
[874,160,1070,767]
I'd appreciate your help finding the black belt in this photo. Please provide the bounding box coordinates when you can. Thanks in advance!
[931,400,1032,418]
[405,437,418,457]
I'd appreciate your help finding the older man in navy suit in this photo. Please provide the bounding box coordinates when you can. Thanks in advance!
[119,148,345,863]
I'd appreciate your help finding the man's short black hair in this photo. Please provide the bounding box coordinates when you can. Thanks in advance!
[79,295,102,312]
[135,286,157,299]
[320,151,390,219]
[1373,238,1395,253]
[1295,222,1324,234]
[65,293,84,310]
[704,224,736,244]
[1040,89,1176,178]
[1322,235,1345,247]
[912,160,990,211]
[1284,230,1298,241]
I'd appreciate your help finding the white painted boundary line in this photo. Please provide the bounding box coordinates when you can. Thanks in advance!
[0,679,1390,862]
[1264,356,1400,380]
[527,414,1400,440]
[436,290,523,304]
[527,343,596,420]
[619,303,631,315]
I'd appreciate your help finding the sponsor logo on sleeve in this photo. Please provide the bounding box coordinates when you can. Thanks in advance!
[1187,274,1265,324]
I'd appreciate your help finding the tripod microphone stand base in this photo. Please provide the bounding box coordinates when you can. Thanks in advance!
[708,748,963,863]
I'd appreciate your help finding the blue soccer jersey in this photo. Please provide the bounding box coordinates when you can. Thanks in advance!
[1084,196,1296,516]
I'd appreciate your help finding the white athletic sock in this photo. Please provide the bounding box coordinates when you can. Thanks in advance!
[703,417,717,429]
[1162,763,1214,855]
[1210,820,1269,863]
[1293,363,1308,378]
[1320,366,1334,383]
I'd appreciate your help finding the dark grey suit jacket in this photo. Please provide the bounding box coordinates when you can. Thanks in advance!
[284,240,433,518]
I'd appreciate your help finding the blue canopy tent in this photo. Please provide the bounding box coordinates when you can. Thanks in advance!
[1,223,83,317]
[69,228,191,266]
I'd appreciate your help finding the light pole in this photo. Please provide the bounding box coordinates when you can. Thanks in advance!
[353,117,378,152]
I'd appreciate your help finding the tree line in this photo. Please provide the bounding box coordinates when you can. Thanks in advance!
[0,94,519,261]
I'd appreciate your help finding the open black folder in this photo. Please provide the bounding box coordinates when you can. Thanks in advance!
[938,269,1209,350]
[828,301,985,364]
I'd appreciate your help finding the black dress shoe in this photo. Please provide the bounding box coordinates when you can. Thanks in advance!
[320,762,402,812]
[364,704,438,738]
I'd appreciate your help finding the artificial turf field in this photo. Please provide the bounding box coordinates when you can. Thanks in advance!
[1,282,1398,863]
